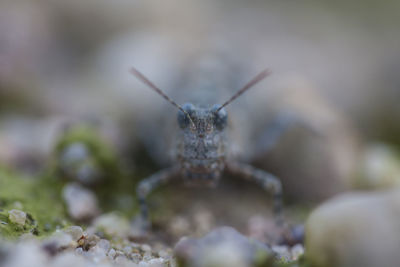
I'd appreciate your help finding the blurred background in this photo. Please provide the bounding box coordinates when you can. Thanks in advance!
[1,0,400,223]
[1,1,400,266]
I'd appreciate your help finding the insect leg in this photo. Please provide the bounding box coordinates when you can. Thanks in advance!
[136,166,179,231]
[225,162,283,225]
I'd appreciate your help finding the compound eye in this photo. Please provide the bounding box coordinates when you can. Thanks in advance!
[211,104,228,130]
[177,103,195,129]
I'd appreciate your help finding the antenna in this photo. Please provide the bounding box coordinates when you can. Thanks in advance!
[217,69,270,112]
[130,67,196,128]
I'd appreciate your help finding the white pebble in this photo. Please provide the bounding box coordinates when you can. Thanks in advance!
[115,255,129,264]
[8,209,26,226]
[158,250,170,259]
[272,245,291,261]
[63,226,84,240]
[62,183,100,220]
[97,239,111,251]
[123,245,133,254]
[141,244,151,252]
[147,258,165,267]
[291,244,304,260]
[107,248,116,259]
[93,213,130,237]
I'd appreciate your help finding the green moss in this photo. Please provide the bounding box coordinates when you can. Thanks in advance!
[0,167,70,239]
[47,124,142,217]
[51,125,120,180]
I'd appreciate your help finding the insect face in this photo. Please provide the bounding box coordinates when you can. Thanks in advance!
[177,103,228,186]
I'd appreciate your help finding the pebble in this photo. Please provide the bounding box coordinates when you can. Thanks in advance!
[62,183,100,220]
[8,209,27,226]
[93,213,131,238]
[358,143,400,189]
[174,226,273,267]
[107,248,116,259]
[2,241,48,267]
[306,189,400,267]
[98,239,111,251]
[63,226,84,241]
[290,244,304,260]
[272,245,291,262]
[46,230,76,250]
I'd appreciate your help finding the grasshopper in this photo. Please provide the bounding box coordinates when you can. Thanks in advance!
[130,66,284,231]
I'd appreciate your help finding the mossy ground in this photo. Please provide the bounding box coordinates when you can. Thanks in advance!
[0,167,69,239]
[0,125,310,266]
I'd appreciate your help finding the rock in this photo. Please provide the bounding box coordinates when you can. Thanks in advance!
[2,241,48,267]
[8,209,27,226]
[62,183,100,220]
[290,244,304,261]
[97,239,111,252]
[93,212,130,238]
[248,78,361,201]
[174,226,273,267]
[306,189,400,267]
[46,230,77,250]
[63,226,84,241]
[357,143,400,189]
[50,251,90,267]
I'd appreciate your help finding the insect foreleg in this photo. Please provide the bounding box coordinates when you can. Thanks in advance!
[225,162,283,225]
[136,166,179,231]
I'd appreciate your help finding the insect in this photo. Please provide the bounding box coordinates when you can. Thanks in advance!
[130,65,286,232]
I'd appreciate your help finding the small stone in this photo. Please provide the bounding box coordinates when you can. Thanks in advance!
[174,227,273,267]
[8,209,26,226]
[51,251,89,267]
[85,234,100,250]
[62,183,100,220]
[359,143,400,189]
[272,245,291,262]
[63,226,84,241]
[158,250,170,259]
[88,244,108,262]
[107,248,116,259]
[123,245,132,254]
[97,239,111,251]
[140,244,151,252]
[115,255,129,264]
[290,244,304,260]
[306,189,400,267]
[168,216,190,237]
[93,213,130,237]
[147,258,165,267]
[46,231,76,250]
[3,241,48,267]
[138,261,150,267]
[130,252,142,263]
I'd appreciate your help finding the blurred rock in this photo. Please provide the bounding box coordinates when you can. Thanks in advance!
[1,241,48,267]
[63,226,84,241]
[93,212,130,238]
[306,189,400,267]
[248,77,362,201]
[174,226,273,267]
[0,116,67,172]
[8,209,27,226]
[357,143,400,189]
[62,183,100,221]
